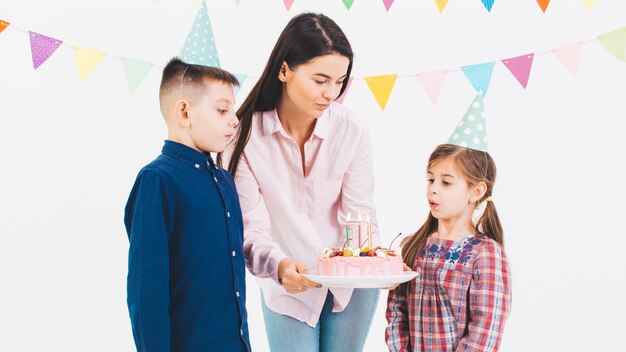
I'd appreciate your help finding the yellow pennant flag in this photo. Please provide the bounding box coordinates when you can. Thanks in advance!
[582,0,596,11]
[435,0,449,13]
[365,74,398,110]
[73,46,105,82]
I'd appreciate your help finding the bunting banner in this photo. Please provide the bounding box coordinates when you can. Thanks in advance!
[342,0,356,10]
[383,0,395,11]
[481,0,495,12]
[0,20,9,34]
[435,0,449,13]
[583,0,597,11]
[551,42,582,77]
[365,74,397,110]
[283,0,294,11]
[536,0,551,13]
[233,73,248,97]
[0,12,624,105]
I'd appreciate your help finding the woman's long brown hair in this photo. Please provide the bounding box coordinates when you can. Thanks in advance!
[217,13,354,177]
[397,144,504,296]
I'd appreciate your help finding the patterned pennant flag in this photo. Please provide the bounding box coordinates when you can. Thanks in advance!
[342,0,356,10]
[365,74,397,110]
[417,70,448,106]
[435,0,449,13]
[551,42,582,77]
[582,0,596,11]
[335,77,353,104]
[121,57,153,93]
[597,27,626,62]
[180,0,220,67]
[481,0,495,12]
[501,53,535,89]
[461,62,495,96]
[383,0,395,11]
[29,31,63,69]
[537,0,550,13]
[0,20,9,34]
[73,46,105,82]
[233,73,247,97]
[283,0,294,10]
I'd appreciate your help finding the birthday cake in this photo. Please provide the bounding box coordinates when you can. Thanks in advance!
[317,247,403,277]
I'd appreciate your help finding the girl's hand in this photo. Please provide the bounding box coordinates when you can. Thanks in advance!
[383,263,414,290]
[278,258,321,294]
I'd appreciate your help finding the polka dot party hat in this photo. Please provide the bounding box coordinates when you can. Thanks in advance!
[447,94,488,152]
[179,0,220,67]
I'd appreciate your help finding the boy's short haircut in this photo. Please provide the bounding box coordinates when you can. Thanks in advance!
[159,57,240,106]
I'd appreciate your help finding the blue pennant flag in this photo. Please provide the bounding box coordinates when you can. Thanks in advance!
[461,62,495,96]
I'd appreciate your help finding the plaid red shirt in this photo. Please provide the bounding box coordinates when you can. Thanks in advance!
[386,234,511,352]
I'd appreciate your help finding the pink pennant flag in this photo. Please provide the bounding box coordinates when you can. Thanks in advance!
[283,0,294,10]
[551,42,582,77]
[29,31,63,69]
[417,70,448,105]
[335,77,353,104]
[383,0,395,11]
[501,53,535,89]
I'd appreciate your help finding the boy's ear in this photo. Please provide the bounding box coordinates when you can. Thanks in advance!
[470,181,487,203]
[278,61,289,82]
[173,98,191,128]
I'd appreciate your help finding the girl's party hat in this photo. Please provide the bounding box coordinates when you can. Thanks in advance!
[179,0,220,67]
[447,94,488,152]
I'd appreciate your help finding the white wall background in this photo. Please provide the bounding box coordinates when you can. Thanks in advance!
[1,1,625,351]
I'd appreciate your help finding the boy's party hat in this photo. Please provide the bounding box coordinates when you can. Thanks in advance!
[179,0,220,67]
[447,94,488,152]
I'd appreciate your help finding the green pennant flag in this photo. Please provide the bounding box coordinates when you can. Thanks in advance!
[121,57,153,93]
[597,27,626,62]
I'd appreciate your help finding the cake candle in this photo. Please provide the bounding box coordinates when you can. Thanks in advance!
[366,214,372,249]
[357,214,362,248]
[346,212,351,247]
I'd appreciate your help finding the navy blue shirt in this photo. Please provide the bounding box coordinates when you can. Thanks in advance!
[124,140,250,352]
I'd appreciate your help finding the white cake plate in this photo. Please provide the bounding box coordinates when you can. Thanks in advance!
[301,271,418,289]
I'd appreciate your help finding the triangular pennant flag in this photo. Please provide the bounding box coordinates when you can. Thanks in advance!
[461,62,495,96]
[551,42,582,77]
[537,0,550,13]
[383,0,395,11]
[73,46,105,82]
[283,0,294,10]
[29,31,63,69]
[597,27,626,62]
[582,0,596,11]
[233,73,247,97]
[435,0,449,13]
[365,74,397,110]
[447,95,488,152]
[417,70,448,106]
[0,20,9,34]
[335,77,353,104]
[501,53,535,89]
[235,0,242,4]
[180,0,220,67]
[481,0,495,12]
[342,0,356,10]
[121,57,153,93]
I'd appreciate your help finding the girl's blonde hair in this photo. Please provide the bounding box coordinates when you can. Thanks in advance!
[398,144,503,296]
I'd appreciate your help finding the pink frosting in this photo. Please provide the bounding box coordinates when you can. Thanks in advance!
[317,256,403,277]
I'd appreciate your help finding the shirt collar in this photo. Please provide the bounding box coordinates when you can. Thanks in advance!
[162,140,212,169]
[262,107,331,140]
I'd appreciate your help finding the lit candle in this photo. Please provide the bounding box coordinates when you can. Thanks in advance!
[366,214,372,249]
[346,212,351,247]
[357,214,362,248]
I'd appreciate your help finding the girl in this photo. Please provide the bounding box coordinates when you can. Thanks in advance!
[220,13,379,352]
[386,142,512,352]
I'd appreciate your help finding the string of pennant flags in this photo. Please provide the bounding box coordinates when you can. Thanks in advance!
[1,3,625,110]
[213,0,601,13]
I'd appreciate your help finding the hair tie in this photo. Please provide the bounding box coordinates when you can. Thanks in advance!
[485,196,494,202]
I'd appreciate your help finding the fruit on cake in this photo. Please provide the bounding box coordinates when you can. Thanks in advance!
[317,247,403,277]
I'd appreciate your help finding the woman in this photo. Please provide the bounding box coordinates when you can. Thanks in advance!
[220,13,379,352]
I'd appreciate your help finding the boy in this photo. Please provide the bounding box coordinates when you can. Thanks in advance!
[124,57,250,351]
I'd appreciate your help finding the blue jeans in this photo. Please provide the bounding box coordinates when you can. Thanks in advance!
[261,289,379,352]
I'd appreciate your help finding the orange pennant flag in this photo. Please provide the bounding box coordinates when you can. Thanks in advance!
[0,20,9,34]
[365,74,398,110]
[537,0,550,13]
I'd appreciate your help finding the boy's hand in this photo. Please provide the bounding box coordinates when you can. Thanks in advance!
[278,258,321,294]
